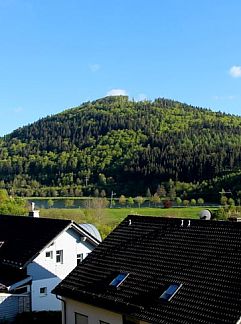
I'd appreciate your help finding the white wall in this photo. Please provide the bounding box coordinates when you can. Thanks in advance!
[64,298,123,324]
[28,228,95,311]
[63,298,150,324]
[0,293,30,322]
[28,228,92,280]
[0,294,19,322]
[31,277,61,311]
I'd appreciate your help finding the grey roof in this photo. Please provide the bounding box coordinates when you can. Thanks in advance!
[79,223,102,242]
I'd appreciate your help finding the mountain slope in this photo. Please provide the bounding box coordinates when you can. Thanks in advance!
[1,96,241,197]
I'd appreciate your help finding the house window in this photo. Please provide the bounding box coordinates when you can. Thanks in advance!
[56,250,63,263]
[123,316,140,324]
[39,287,47,295]
[77,253,83,265]
[75,313,88,324]
[45,251,53,258]
[159,283,182,301]
[109,272,129,288]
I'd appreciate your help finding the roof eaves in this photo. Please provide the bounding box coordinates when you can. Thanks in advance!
[8,275,32,291]
[21,220,73,269]
[1,259,23,269]
[53,286,145,315]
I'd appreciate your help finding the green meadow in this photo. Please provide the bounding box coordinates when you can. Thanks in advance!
[40,206,215,238]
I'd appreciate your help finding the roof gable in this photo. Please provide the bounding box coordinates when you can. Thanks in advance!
[54,216,241,324]
[0,215,72,268]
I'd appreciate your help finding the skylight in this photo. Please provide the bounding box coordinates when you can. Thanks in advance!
[159,283,182,301]
[109,272,129,288]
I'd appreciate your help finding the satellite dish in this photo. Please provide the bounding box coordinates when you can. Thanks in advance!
[79,223,102,242]
[199,209,211,220]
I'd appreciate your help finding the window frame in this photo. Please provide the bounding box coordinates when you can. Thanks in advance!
[159,283,182,301]
[56,250,63,264]
[77,253,84,265]
[75,312,88,324]
[109,272,129,288]
[45,251,53,259]
[39,287,47,296]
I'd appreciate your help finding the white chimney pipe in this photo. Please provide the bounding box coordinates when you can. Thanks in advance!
[29,202,40,218]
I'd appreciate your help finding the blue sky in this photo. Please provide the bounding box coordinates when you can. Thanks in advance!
[1,0,241,136]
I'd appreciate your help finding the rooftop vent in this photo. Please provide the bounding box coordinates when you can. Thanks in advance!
[199,209,211,220]
[228,217,241,222]
[29,202,40,218]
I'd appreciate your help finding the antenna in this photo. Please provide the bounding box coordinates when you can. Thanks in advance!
[31,202,35,211]
[110,191,116,208]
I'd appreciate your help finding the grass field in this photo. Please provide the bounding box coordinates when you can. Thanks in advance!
[40,206,216,238]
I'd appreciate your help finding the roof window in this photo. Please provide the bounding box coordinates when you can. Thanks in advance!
[159,283,182,301]
[109,272,129,288]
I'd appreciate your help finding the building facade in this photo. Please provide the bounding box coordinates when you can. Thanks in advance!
[0,213,100,322]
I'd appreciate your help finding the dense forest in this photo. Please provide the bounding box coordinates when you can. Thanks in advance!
[1,95,241,202]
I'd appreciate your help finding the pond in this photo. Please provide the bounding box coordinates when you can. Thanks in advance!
[27,198,154,209]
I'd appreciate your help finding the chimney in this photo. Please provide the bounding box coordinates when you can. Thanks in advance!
[29,202,40,218]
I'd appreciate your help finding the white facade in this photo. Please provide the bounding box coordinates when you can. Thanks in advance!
[64,298,123,324]
[0,293,30,322]
[27,227,96,311]
[63,298,149,324]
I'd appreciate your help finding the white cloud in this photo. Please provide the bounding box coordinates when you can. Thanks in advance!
[89,64,101,72]
[106,89,128,96]
[229,65,241,78]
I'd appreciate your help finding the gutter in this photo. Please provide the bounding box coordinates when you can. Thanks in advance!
[8,276,32,292]
[236,316,241,324]
[56,295,66,324]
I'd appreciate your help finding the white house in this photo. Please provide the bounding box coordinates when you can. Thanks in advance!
[0,210,100,322]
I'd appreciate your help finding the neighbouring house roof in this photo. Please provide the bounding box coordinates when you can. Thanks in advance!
[0,215,84,269]
[79,223,102,242]
[0,283,7,293]
[53,215,241,324]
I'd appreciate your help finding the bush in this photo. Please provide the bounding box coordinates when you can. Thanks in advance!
[163,199,172,208]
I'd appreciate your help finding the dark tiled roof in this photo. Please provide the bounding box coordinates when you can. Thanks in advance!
[0,264,30,288]
[54,216,241,324]
[0,214,71,268]
[0,283,7,292]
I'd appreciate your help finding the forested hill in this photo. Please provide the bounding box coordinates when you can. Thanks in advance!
[1,95,241,198]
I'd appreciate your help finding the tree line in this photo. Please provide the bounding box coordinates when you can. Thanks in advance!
[1,95,241,201]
